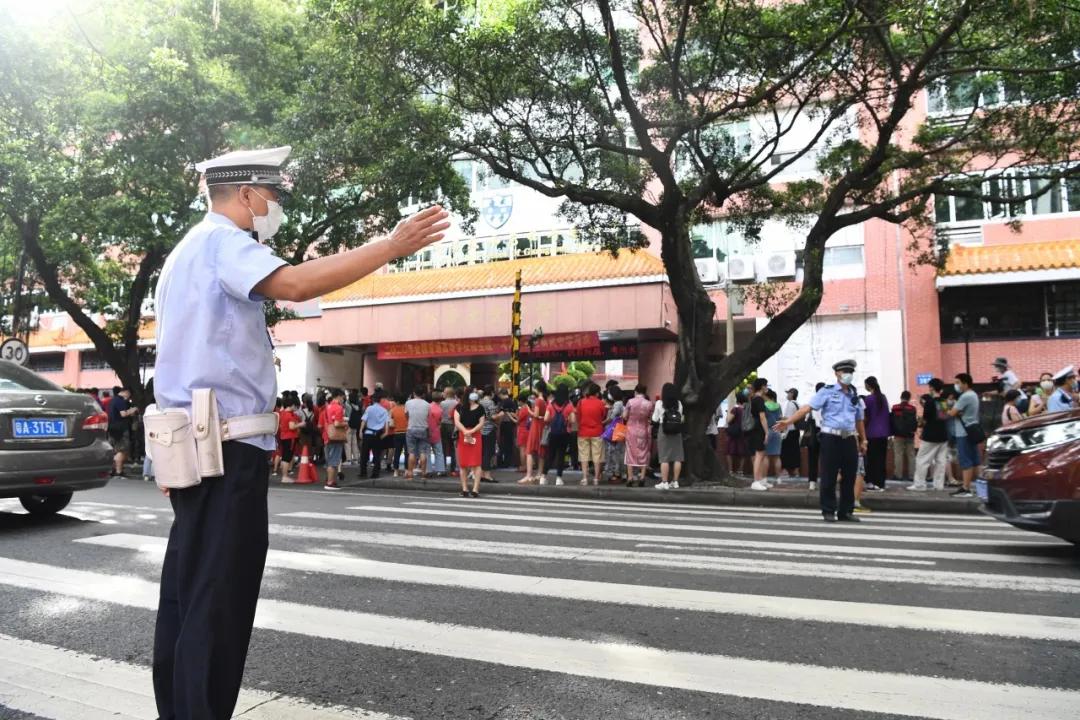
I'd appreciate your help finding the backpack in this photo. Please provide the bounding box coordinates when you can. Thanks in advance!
[740,403,757,433]
[789,401,809,432]
[890,404,917,437]
[726,407,742,438]
[348,404,363,430]
[549,403,569,437]
[661,405,684,435]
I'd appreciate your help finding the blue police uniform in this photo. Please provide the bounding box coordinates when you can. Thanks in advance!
[808,363,865,520]
[359,403,390,478]
[152,147,291,720]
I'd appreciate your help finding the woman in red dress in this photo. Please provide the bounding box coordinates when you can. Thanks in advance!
[455,391,487,497]
[519,382,548,484]
[516,396,531,472]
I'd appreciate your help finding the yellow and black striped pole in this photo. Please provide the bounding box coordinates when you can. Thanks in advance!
[511,269,522,399]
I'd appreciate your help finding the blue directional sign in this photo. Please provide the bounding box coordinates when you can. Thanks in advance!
[916,373,934,385]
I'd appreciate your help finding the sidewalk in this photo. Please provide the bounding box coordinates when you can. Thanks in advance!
[289,464,982,514]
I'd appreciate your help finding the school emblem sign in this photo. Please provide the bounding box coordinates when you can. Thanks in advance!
[482,194,513,229]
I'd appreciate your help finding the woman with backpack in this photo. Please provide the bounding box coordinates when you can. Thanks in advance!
[651,383,685,489]
[543,384,576,485]
[622,384,654,487]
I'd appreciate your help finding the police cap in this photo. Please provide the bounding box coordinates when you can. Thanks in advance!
[1052,365,1076,382]
[832,359,857,372]
[196,145,291,198]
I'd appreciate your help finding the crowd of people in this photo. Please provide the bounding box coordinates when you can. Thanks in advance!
[267,378,693,494]
[722,358,1079,508]
[90,357,1079,498]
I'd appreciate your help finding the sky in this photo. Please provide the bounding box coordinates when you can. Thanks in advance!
[0,0,87,26]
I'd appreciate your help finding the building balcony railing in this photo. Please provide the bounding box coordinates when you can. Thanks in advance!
[388,228,621,273]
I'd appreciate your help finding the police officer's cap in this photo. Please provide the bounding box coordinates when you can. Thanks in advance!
[1052,365,1076,382]
[196,145,291,199]
[832,359,857,372]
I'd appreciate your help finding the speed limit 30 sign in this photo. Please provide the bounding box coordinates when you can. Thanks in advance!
[1,337,30,366]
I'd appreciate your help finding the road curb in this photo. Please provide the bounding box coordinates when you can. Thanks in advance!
[335,476,983,514]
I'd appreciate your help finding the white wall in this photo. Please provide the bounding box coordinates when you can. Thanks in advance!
[275,342,365,396]
[755,311,906,403]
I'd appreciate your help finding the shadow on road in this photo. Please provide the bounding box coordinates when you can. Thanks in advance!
[0,511,95,534]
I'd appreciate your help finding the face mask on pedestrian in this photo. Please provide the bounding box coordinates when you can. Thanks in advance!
[469,392,479,402]
[954,383,963,393]
[249,188,284,241]
[840,372,854,385]
[1040,380,1054,392]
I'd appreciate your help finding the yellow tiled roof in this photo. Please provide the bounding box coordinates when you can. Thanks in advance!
[29,319,156,349]
[321,251,666,304]
[943,239,1080,276]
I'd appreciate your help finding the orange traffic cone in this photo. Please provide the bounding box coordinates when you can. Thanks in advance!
[296,445,318,484]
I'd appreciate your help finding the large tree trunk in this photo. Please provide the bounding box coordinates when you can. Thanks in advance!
[659,212,836,485]
[18,218,149,405]
[659,216,725,485]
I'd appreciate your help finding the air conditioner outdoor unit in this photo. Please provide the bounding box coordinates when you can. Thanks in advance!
[726,255,756,283]
[764,251,797,280]
[693,257,725,285]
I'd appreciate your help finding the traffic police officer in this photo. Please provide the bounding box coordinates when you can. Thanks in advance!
[775,359,867,522]
[1047,365,1077,412]
[152,145,449,719]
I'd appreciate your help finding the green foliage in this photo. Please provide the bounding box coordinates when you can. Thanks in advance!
[0,0,469,391]
[550,373,577,390]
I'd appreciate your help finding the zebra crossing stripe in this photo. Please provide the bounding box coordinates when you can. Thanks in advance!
[78,533,1080,642]
[336,505,1050,545]
[449,496,1002,526]
[0,557,1076,720]
[470,494,999,522]
[400,499,1023,535]
[0,632,407,720]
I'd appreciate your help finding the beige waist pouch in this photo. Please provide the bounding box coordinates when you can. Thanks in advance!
[144,389,225,489]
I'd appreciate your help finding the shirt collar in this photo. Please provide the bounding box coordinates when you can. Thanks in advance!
[205,211,243,229]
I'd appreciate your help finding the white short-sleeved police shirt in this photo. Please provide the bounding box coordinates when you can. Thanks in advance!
[154,212,288,451]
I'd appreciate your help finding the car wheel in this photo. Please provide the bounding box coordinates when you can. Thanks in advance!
[19,492,74,516]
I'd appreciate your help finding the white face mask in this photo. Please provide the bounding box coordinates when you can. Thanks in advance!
[1040,380,1054,392]
[840,373,854,385]
[249,189,284,241]
[469,393,479,402]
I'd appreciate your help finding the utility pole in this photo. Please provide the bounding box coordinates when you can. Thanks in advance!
[510,269,522,399]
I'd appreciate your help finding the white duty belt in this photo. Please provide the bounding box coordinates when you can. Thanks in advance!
[220,414,280,440]
[819,426,857,438]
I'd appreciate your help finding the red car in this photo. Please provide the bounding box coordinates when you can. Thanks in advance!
[979,408,1080,544]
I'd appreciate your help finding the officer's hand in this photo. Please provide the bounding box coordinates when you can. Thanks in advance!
[388,205,451,258]
[772,420,787,432]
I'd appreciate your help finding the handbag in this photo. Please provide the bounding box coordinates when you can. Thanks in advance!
[327,422,348,443]
[611,420,627,443]
[963,421,986,445]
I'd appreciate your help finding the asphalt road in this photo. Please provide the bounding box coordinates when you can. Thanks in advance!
[1,476,1079,720]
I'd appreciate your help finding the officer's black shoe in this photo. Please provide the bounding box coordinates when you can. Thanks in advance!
[837,514,861,523]
[822,513,837,523]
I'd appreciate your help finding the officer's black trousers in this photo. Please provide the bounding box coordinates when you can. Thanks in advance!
[153,441,269,720]
[818,434,857,517]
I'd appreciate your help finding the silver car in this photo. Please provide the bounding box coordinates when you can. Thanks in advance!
[0,360,112,514]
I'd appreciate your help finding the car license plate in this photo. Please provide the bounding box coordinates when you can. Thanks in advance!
[974,478,989,502]
[12,418,68,439]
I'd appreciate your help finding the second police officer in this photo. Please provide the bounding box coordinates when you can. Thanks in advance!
[776,359,868,522]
